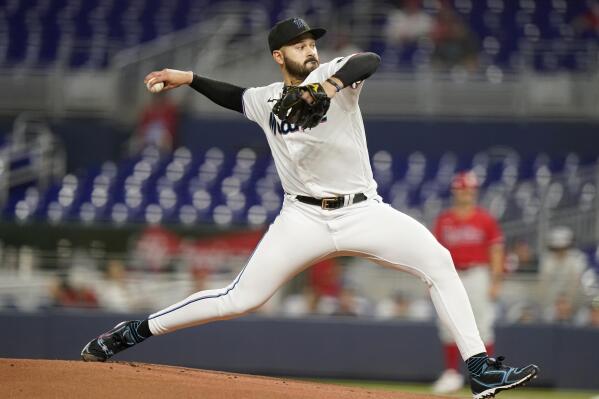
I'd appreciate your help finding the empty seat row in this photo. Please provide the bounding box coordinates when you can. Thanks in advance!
[3,145,596,226]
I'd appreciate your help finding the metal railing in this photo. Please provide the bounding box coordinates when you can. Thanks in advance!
[0,113,66,208]
[110,1,271,121]
[502,163,599,254]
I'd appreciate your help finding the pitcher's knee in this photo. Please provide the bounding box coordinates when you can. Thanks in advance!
[226,292,267,316]
[424,244,453,268]
[427,245,460,281]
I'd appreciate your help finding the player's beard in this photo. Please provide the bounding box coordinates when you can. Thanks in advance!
[284,56,319,81]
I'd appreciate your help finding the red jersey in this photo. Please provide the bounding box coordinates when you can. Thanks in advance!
[434,207,503,270]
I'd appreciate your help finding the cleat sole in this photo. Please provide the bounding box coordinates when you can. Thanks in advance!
[472,366,539,399]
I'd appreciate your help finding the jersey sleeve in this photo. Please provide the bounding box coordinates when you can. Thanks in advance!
[312,55,365,112]
[242,86,269,124]
[323,55,354,77]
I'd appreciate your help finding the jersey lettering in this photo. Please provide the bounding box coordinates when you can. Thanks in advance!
[268,113,328,135]
[269,112,300,135]
[441,225,485,246]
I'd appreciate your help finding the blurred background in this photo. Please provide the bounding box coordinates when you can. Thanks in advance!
[0,0,598,395]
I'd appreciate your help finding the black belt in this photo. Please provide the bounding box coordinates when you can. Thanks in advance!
[295,193,367,210]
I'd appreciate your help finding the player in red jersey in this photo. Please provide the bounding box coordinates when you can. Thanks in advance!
[432,170,505,394]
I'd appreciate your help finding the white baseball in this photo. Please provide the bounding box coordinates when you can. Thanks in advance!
[147,79,164,93]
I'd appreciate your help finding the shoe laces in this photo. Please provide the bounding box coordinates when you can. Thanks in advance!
[112,331,124,346]
[487,356,506,369]
[103,326,126,348]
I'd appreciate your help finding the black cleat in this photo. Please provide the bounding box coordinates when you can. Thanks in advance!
[470,356,539,398]
[81,320,145,362]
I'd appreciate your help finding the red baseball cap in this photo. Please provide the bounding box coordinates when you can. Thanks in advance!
[452,171,479,190]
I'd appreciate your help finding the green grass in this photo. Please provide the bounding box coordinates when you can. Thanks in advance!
[306,379,599,399]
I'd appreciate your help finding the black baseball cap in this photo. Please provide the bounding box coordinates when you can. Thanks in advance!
[268,17,326,53]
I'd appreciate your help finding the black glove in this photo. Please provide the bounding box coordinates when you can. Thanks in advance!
[272,83,331,129]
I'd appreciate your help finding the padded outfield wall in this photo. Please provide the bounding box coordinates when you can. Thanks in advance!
[1,311,597,390]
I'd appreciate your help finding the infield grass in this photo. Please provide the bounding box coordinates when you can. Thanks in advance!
[309,379,599,399]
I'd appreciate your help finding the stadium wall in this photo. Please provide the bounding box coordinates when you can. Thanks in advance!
[2,117,598,174]
[177,117,599,161]
[1,311,597,390]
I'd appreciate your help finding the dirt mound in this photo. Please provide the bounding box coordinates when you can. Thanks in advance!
[0,358,451,399]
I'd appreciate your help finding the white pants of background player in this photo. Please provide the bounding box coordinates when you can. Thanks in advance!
[438,266,494,345]
[148,195,486,360]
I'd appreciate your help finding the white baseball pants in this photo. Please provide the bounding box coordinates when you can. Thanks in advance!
[438,266,495,345]
[148,196,486,360]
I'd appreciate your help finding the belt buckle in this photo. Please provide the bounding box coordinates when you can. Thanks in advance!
[321,197,338,210]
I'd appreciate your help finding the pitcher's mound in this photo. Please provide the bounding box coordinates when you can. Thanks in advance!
[0,358,450,399]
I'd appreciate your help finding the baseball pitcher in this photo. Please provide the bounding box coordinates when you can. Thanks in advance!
[82,17,538,399]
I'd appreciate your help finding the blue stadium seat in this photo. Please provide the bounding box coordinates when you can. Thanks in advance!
[4,139,596,227]
[3,0,599,71]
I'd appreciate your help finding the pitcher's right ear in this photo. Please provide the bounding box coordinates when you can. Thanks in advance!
[272,50,284,66]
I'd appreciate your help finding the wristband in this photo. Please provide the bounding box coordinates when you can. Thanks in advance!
[326,78,343,92]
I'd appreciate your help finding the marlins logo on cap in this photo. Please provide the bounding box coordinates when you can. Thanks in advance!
[292,18,306,29]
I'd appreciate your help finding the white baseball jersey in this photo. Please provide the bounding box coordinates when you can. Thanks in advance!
[242,55,378,198]
[147,54,488,363]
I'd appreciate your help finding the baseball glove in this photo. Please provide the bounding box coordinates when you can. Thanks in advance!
[272,83,331,129]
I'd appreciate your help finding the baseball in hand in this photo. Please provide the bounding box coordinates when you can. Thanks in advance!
[146,79,164,93]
